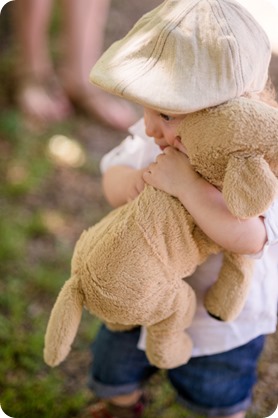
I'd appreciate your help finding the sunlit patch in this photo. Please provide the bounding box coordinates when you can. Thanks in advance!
[47,135,86,168]
[41,209,67,235]
[40,209,82,241]
[6,161,28,184]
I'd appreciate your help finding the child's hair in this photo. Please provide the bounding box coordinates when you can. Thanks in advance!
[90,0,272,115]
[259,79,278,108]
[245,78,278,108]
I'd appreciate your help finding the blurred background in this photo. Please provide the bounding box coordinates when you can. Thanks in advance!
[0,1,277,417]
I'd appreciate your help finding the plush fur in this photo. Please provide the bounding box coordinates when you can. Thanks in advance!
[44,97,278,369]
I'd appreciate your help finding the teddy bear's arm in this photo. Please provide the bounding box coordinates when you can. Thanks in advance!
[222,155,278,219]
[204,251,254,322]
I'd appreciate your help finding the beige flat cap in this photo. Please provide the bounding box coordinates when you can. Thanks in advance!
[90,0,271,114]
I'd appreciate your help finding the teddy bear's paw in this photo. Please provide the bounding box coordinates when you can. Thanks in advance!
[204,293,230,322]
[206,311,224,322]
[204,291,242,322]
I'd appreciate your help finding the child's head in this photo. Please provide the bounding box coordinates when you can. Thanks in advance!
[144,108,186,152]
[90,0,271,115]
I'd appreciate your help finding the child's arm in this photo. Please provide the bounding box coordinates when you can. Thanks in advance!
[102,165,146,207]
[143,147,267,255]
[100,119,159,207]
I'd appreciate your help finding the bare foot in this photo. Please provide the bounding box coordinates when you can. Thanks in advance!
[61,74,139,130]
[17,75,72,129]
[72,89,139,131]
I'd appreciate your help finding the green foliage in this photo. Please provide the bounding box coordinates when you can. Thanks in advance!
[1,378,89,418]
[0,72,95,418]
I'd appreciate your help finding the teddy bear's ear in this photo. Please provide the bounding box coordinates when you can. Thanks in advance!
[44,276,84,367]
[223,155,278,218]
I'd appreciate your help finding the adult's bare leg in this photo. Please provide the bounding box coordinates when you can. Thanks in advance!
[14,0,71,126]
[60,0,138,130]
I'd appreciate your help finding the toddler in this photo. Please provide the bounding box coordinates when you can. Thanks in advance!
[88,0,278,417]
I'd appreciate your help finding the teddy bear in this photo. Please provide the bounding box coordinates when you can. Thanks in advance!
[44,97,278,370]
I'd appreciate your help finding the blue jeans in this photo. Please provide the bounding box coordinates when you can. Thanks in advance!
[89,325,265,417]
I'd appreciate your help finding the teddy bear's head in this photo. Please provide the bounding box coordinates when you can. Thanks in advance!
[178,97,278,218]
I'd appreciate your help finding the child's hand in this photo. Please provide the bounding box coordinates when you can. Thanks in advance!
[143,147,200,200]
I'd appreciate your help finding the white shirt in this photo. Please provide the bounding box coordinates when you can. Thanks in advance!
[100,119,278,357]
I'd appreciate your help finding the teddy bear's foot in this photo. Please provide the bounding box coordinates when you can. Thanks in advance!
[146,332,193,369]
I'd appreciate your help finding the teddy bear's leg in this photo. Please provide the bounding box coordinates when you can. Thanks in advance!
[145,281,196,369]
[204,252,254,322]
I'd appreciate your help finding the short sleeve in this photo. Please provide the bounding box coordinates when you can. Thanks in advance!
[100,118,160,173]
[263,196,278,246]
[251,196,278,259]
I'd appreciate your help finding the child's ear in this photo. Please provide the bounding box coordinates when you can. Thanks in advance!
[223,155,278,218]
[44,276,84,367]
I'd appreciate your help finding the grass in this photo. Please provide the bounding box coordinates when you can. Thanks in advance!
[0,110,91,417]
[0,13,103,409]
[0,16,197,414]
[0,108,198,418]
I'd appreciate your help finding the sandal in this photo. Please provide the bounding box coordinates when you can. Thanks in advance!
[88,394,147,418]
